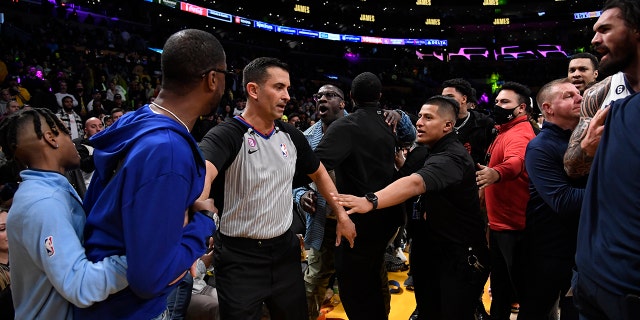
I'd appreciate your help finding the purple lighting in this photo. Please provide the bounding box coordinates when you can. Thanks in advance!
[415,50,444,61]
[494,46,536,60]
[344,52,360,62]
[536,44,567,58]
[449,47,489,61]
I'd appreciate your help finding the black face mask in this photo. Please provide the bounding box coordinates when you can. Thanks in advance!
[492,105,517,125]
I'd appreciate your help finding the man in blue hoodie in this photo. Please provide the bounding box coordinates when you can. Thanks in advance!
[78,29,225,319]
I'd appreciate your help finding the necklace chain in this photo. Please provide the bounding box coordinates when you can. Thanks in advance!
[454,112,471,131]
[150,101,189,132]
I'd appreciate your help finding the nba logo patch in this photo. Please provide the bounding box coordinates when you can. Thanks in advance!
[247,137,257,148]
[44,236,55,257]
[280,143,289,158]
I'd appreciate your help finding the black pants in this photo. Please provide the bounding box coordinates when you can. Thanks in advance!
[517,253,577,320]
[489,230,523,320]
[334,215,398,320]
[213,229,307,320]
[410,240,490,320]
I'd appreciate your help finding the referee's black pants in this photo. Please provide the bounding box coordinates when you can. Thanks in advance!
[213,229,307,320]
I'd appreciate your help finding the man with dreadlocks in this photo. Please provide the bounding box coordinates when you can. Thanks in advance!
[0,108,129,319]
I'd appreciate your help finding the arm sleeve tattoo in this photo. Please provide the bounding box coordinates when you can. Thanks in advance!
[564,117,594,178]
[563,76,611,177]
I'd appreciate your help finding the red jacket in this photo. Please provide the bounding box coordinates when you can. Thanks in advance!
[485,115,536,231]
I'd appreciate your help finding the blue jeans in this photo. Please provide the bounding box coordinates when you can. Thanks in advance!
[166,274,194,320]
[150,309,170,320]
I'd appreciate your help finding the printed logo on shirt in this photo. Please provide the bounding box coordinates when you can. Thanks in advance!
[280,143,289,158]
[247,137,257,148]
[616,85,625,94]
[247,137,259,154]
[44,236,55,257]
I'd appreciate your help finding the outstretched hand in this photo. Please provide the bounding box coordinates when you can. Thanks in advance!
[475,163,500,189]
[330,192,374,215]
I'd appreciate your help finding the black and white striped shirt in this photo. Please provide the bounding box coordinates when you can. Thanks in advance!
[199,116,319,239]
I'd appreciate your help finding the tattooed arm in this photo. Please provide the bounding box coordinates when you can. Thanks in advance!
[564,118,594,178]
[563,77,613,178]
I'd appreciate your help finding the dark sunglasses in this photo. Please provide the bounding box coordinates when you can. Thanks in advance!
[313,91,344,102]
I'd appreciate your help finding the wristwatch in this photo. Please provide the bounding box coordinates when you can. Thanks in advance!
[364,192,378,211]
[198,210,220,229]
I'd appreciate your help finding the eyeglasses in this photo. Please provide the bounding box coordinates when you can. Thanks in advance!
[201,67,235,78]
[313,91,344,102]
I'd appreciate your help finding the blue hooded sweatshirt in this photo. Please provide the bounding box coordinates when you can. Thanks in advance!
[76,105,215,319]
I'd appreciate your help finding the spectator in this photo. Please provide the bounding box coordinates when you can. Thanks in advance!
[54,80,78,110]
[55,95,84,140]
[0,89,12,115]
[476,81,536,320]
[6,76,30,108]
[0,208,12,320]
[105,78,127,103]
[0,108,128,319]
[66,117,104,197]
[518,78,585,319]
[0,101,20,122]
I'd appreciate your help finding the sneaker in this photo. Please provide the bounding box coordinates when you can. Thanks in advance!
[395,247,408,262]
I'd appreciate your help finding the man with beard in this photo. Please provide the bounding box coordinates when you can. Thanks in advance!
[55,96,84,140]
[568,1,640,318]
[567,53,599,94]
[564,0,640,178]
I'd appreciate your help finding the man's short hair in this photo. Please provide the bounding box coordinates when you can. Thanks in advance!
[570,53,600,70]
[351,72,382,105]
[468,87,478,105]
[604,0,640,30]
[442,78,474,100]
[425,95,459,123]
[242,57,290,93]
[536,78,572,110]
[110,108,124,116]
[161,29,226,95]
[500,81,532,112]
[62,95,74,102]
